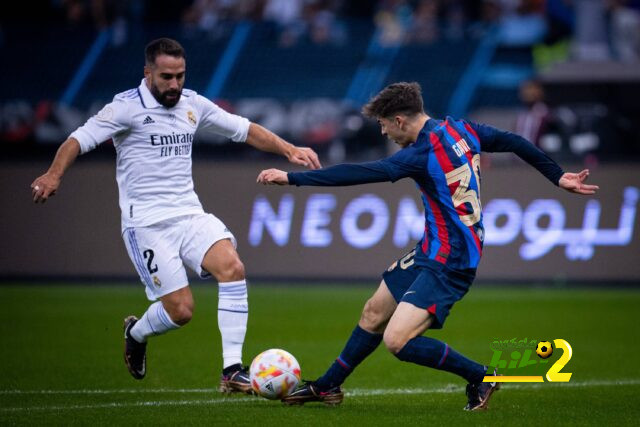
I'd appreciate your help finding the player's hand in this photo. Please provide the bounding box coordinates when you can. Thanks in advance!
[558,169,599,195]
[31,172,60,203]
[286,146,321,170]
[257,169,289,185]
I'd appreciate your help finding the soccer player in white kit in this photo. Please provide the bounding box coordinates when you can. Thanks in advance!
[30,38,321,393]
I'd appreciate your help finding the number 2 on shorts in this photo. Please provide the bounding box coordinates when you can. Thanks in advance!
[143,249,159,274]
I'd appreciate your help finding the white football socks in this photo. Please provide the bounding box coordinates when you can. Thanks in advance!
[130,301,180,343]
[218,280,248,368]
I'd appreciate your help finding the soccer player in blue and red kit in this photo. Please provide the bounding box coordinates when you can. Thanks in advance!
[257,82,598,410]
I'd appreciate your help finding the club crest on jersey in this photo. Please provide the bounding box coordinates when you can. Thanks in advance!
[153,276,161,287]
[187,111,197,126]
[96,106,113,121]
[452,138,471,157]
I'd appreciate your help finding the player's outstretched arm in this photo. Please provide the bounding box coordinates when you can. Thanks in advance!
[474,122,599,192]
[257,160,397,187]
[246,123,321,169]
[558,169,599,195]
[31,137,81,203]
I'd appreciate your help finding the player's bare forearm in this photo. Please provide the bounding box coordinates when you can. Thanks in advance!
[245,123,321,169]
[31,137,81,203]
[48,138,80,177]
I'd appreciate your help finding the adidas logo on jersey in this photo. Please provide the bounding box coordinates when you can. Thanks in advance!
[142,116,155,125]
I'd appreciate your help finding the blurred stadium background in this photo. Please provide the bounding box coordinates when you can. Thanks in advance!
[1,1,640,424]
[2,0,639,283]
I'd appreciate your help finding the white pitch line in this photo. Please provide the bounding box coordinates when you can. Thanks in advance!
[1,379,638,413]
[2,378,638,396]
[346,378,640,396]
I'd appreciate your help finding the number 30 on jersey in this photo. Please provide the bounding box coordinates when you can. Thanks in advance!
[445,154,481,226]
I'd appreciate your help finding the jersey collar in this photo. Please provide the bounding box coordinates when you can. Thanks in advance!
[422,118,439,133]
[416,118,439,141]
[137,79,163,109]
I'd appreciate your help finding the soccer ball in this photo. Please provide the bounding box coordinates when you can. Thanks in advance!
[249,349,301,399]
[536,341,553,359]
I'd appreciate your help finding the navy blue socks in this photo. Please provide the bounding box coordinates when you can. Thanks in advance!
[395,336,486,383]
[315,325,382,390]
[315,325,486,389]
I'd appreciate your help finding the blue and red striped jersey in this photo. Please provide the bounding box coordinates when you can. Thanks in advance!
[289,117,564,272]
[415,117,485,270]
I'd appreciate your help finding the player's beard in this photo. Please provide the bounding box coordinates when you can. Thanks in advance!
[150,84,182,108]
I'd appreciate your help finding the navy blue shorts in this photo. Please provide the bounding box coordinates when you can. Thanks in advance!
[382,249,475,329]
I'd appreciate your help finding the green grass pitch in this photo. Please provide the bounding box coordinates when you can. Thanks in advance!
[1,284,639,425]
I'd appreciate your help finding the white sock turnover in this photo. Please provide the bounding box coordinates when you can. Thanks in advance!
[130,301,180,343]
[218,280,248,368]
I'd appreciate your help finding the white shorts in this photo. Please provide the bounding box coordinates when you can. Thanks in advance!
[123,213,236,301]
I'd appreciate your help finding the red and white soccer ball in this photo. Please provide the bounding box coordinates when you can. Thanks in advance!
[250,348,301,399]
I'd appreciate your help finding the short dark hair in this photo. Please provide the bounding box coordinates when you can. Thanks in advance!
[145,38,186,66]
[362,82,424,118]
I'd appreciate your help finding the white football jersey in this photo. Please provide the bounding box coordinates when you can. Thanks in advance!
[70,79,250,231]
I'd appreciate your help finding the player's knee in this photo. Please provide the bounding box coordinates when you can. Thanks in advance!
[225,258,245,281]
[167,303,193,326]
[217,257,245,282]
[382,330,409,355]
[359,299,387,333]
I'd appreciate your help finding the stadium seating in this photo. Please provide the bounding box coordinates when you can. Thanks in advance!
[2,24,95,102]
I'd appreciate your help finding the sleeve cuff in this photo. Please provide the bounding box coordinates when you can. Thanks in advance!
[69,129,97,155]
[232,117,251,143]
[287,172,299,186]
[552,170,565,186]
